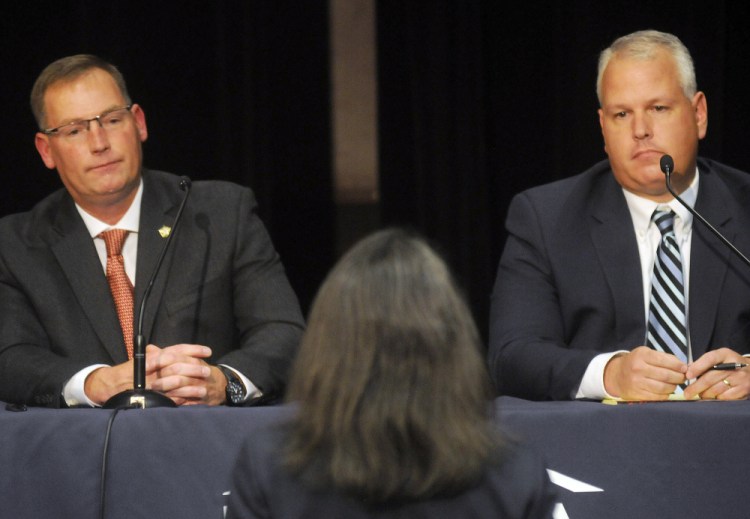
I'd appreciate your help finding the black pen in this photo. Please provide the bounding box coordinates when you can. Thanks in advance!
[711,363,748,370]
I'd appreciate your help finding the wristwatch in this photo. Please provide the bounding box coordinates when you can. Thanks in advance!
[218,365,247,406]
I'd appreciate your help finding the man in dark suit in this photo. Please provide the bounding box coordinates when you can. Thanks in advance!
[0,55,304,408]
[489,30,750,401]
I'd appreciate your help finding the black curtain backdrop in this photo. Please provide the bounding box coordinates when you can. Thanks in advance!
[4,1,750,342]
[377,0,750,342]
[0,1,334,315]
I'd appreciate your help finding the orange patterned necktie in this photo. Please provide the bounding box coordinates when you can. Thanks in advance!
[100,229,134,359]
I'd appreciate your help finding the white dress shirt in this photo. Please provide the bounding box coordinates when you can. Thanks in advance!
[575,170,698,399]
[62,181,258,406]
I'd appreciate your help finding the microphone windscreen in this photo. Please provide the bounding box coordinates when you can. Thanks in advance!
[660,154,674,174]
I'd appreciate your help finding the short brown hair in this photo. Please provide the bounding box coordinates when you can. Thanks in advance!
[30,54,131,130]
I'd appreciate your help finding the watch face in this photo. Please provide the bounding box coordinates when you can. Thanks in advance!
[221,367,247,405]
[226,380,245,405]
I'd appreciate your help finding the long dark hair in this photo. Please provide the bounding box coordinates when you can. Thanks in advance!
[284,228,500,503]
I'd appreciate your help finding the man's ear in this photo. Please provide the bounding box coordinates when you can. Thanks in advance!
[598,108,609,155]
[692,91,708,140]
[130,104,148,143]
[34,133,57,170]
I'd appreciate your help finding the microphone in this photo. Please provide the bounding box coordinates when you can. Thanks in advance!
[103,176,192,409]
[660,155,750,269]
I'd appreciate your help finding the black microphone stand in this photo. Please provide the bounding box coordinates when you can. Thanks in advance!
[660,154,750,269]
[103,177,192,409]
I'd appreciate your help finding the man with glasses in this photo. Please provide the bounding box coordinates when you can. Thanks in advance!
[0,54,304,408]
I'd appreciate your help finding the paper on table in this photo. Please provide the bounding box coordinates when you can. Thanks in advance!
[602,393,701,405]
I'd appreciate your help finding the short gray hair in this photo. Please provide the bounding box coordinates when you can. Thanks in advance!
[596,30,696,105]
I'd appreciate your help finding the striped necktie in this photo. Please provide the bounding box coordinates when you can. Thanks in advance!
[646,209,688,363]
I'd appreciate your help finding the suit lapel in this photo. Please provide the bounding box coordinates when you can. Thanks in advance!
[134,171,181,343]
[50,197,127,363]
[589,173,647,348]
[586,163,736,357]
[688,166,734,358]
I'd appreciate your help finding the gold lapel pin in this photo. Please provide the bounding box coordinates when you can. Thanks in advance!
[158,226,172,238]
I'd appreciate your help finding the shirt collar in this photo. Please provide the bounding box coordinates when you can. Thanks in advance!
[76,179,143,238]
[622,167,698,236]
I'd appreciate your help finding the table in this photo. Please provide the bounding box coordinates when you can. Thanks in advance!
[1,398,747,519]
[495,397,750,519]
[0,404,291,519]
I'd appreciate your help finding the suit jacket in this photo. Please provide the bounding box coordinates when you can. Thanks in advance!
[0,169,304,407]
[488,158,750,400]
[227,425,557,519]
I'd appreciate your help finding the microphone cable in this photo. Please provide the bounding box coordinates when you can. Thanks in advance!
[99,404,138,519]
[660,154,750,268]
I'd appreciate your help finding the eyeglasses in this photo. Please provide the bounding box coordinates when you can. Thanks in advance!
[42,105,133,139]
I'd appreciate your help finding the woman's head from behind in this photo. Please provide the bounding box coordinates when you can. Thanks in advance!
[286,228,497,502]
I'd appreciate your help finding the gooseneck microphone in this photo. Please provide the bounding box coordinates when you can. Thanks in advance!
[660,155,750,269]
[103,176,192,409]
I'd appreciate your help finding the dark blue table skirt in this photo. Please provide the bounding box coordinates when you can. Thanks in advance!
[1,398,748,519]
